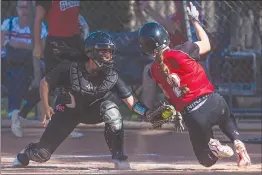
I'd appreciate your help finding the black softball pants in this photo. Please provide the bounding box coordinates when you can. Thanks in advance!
[182,93,240,167]
[16,100,126,166]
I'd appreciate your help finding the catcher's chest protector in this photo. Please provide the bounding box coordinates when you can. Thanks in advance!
[70,62,118,98]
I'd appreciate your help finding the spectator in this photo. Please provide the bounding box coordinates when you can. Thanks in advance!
[1,1,47,120]
[10,1,89,139]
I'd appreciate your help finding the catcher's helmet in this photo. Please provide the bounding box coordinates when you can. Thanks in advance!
[138,22,170,55]
[84,31,115,68]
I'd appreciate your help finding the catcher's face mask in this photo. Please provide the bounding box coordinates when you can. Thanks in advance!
[93,48,113,68]
[85,45,114,71]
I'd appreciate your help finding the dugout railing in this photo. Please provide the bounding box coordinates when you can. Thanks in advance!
[208,51,262,118]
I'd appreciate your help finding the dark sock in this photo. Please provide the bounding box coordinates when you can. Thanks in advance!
[229,113,238,129]
[19,87,40,118]
[219,115,240,142]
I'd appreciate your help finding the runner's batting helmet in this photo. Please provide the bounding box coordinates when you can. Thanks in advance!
[138,22,170,55]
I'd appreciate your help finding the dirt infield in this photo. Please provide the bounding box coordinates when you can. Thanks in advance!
[1,128,262,174]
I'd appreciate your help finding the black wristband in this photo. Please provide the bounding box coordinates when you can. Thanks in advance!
[189,17,200,24]
[132,102,148,116]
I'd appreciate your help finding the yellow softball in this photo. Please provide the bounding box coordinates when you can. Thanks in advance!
[161,109,173,119]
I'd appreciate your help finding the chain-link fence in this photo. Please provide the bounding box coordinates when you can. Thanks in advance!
[1,1,261,121]
[190,1,262,118]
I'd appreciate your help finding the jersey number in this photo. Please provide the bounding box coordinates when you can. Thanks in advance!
[167,73,182,97]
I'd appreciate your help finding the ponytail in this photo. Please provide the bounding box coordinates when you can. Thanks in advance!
[155,48,190,96]
[156,49,170,78]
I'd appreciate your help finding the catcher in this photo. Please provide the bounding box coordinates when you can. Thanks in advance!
[12,31,181,170]
[137,2,251,168]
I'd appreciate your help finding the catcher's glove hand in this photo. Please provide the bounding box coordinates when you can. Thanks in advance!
[146,102,184,132]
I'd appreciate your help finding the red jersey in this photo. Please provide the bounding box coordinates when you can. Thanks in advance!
[150,41,214,112]
[37,1,80,37]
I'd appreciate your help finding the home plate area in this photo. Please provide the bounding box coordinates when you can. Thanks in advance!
[1,128,262,174]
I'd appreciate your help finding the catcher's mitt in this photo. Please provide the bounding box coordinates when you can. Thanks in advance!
[146,102,185,131]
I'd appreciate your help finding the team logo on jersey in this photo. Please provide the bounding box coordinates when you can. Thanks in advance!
[60,1,80,11]
[56,104,65,112]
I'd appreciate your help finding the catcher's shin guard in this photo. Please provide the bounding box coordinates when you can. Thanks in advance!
[101,101,126,159]
[104,123,126,158]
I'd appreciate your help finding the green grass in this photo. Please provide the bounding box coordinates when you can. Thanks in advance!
[1,110,8,119]
[1,98,37,120]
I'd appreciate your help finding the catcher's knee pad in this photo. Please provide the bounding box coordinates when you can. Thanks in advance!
[23,143,51,163]
[100,100,122,132]
[197,151,218,167]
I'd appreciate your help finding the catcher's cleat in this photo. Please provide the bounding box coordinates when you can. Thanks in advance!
[208,138,234,158]
[113,159,131,170]
[112,153,130,170]
[12,157,26,168]
[234,140,251,167]
[12,149,29,168]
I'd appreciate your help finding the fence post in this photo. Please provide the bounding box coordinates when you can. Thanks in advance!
[182,0,192,41]
[29,1,42,120]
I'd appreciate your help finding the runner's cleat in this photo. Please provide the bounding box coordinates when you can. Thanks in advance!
[208,138,234,158]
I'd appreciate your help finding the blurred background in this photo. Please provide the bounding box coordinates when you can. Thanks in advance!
[1,0,261,123]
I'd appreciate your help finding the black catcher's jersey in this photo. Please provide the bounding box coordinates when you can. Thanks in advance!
[45,60,132,109]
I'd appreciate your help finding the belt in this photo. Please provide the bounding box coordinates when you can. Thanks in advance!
[181,93,211,115]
